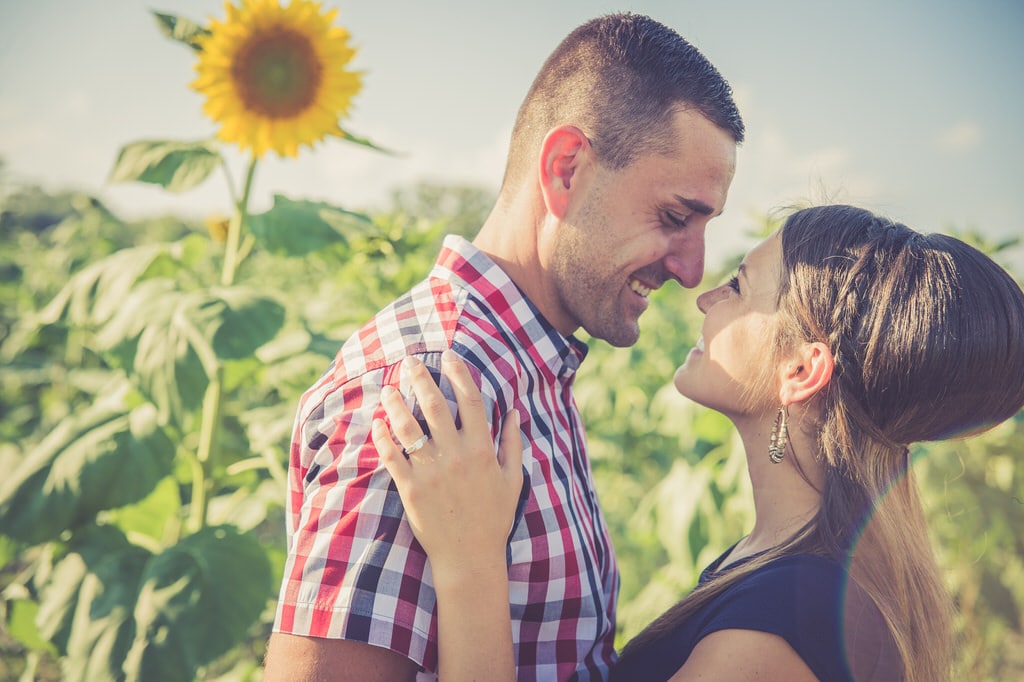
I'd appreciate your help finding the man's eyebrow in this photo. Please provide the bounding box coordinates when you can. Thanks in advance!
[673,194,716,217]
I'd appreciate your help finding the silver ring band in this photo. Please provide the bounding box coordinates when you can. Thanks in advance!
[402,434,430,455]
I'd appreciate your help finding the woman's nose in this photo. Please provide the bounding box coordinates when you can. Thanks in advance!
[696,286,727,314]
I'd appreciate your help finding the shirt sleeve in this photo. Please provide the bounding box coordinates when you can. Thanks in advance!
[273,360,439,671]
[272,350,506,674]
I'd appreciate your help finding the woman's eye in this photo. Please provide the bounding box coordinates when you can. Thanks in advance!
[727,275,740,293]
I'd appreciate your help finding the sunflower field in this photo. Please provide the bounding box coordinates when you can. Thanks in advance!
[3,175,1023,681]
[2,3,1023,681]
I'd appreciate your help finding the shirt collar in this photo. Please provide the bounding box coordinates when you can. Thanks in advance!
[432,235,588,379]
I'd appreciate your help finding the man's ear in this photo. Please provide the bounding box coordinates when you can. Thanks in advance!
[779,341,834,406]
[538,125,591,220]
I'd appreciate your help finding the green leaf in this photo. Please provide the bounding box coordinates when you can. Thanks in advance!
[35,525,151,682]
[248,194,374,256]
[96,281,213,420]
[94,284,284,421]
[109,140,221,193]
[207,287,286,360]
[5,598,58,655]
[0,385,176,544]
[124,526,273,681]
[152,12,211,51]
[102,476,181,550]
[36,244,170,329]
[0,532,21,566]
[337,127,398,155]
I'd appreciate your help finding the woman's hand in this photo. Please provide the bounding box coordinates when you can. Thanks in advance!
[372,349,523,584]
[373,350,521,681]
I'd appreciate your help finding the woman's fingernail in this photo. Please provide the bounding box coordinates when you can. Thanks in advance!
[381,385,396,397]
[404,355,422,369]
[442,349,458,363]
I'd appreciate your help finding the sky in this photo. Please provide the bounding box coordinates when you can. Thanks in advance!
[1,0,1022,270]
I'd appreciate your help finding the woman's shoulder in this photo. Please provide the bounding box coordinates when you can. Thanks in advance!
[728,552,842,591]
[706,553,846,629]
[707,553,901,681]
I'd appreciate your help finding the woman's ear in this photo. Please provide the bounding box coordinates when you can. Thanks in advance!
[538,125,591,219]
[779,341,834,406]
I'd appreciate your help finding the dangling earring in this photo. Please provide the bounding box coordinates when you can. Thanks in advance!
[769,406,788,464]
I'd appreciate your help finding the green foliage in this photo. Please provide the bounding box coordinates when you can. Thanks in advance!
[0,389,174,544]
[917,415,1024,679]
[108,140,222,193]
[1,179,1022,680]
[124,526,271,680]
[247,195,374,256]
[0,179,463,680]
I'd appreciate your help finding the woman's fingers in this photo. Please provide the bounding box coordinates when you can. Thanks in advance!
[440,350,491,447]
[372,417,409,485]
[384,354,519,485]
[402,356,458,444]
[497,408,524,488]
[380,384,426,452]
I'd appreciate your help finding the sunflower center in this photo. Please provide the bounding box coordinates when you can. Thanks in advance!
[232,27,323,118]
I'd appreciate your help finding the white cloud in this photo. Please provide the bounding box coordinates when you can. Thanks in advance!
[936,121,982,153]
[63,89,92,116]
[704,98,885,270]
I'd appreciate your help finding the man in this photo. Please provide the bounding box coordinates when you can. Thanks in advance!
[264,12,743,681]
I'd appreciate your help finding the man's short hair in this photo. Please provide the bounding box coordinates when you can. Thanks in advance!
[502,13,744,188]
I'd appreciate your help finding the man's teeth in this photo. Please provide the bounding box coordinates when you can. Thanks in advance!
[695,336,704,351]
[629,279,652,297]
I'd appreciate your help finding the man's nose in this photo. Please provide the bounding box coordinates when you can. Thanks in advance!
[663,235,706,288]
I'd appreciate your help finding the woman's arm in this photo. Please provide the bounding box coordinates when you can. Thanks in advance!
[372,350,522,682]
[668,629,819,681]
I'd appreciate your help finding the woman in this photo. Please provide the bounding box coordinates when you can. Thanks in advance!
[371,205,1024,681]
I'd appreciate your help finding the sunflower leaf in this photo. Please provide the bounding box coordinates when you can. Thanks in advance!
[337,128,399,155]
[0,385,175,545]
[109,140,221,193]
[152,12,210,52]
[248,194,374,256]
[124,526,272,679]
[35,525,150,682]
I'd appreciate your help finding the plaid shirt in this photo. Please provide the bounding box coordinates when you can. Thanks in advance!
[274,236,619,680]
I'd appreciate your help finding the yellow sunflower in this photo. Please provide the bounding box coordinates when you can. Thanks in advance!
[191,0,362,158]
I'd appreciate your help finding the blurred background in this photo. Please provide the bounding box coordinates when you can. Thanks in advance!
[2,1,1022,680]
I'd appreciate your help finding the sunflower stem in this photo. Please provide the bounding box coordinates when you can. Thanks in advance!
[189,368,223,533]
[221,156,258,287]
[193,155,255,533]
[219,154,240,207]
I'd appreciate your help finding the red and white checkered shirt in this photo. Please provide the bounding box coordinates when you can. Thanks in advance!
[274,235,619,680]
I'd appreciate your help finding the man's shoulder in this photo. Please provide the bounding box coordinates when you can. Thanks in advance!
[329,274,520,384]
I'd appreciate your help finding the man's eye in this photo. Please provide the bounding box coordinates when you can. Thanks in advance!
[665,212,689,228]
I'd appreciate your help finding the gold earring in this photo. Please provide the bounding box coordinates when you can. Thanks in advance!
[769,406,788,464]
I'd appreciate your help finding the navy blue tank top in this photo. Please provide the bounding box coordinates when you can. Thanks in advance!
[610,551,902,681]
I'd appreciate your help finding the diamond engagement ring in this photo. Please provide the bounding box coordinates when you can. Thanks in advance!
[402,434,431,455]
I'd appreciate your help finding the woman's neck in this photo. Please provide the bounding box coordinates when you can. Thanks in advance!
[725,415,824,566]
